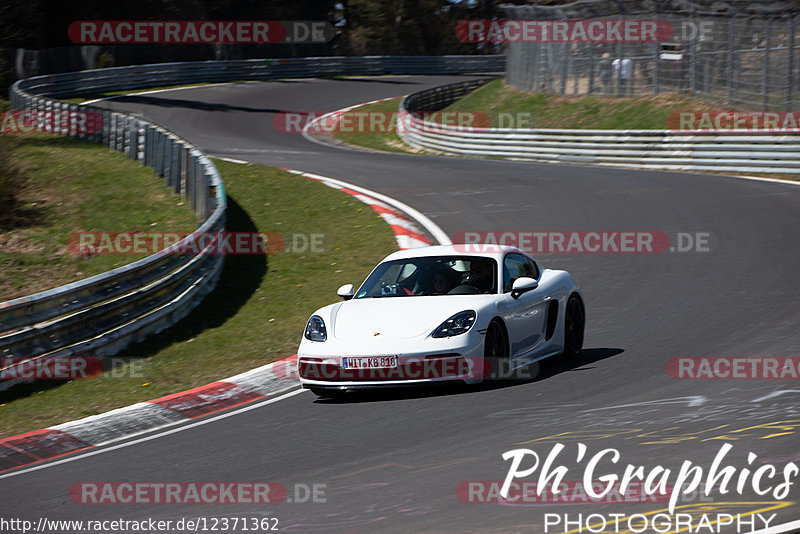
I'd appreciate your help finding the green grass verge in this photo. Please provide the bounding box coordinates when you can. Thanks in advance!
[0,134,198,300]
[331,98,417,154]
[329,80,715,154]
[0,159,397,438]
[442,78,717,130]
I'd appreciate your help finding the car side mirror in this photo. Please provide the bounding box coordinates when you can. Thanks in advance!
[511,277,538,299]
[337,284,355,301]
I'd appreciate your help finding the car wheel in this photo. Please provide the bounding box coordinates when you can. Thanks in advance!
[484,320,508,381]
[562,294,585,357]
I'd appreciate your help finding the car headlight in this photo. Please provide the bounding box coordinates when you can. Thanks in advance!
[432,310,476,338]
[304,315,327,342]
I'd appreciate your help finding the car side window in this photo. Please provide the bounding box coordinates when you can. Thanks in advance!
[526,258,540,280]
[503,254,536,293]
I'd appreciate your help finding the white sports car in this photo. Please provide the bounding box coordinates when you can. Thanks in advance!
[297,244,584,397]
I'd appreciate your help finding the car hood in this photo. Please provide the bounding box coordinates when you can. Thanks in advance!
[331,296,484,340]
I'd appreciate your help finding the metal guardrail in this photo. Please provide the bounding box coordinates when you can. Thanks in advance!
[17,55,505,99]
[1,55,504,390]
[399,80,800,174]
[2,85,226,391]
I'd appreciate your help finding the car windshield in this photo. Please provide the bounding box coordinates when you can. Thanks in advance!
[354,256,497,298]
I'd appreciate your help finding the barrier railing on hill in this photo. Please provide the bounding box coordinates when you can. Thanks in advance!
[399,80,800,174]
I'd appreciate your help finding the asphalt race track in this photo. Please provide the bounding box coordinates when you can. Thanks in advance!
[4,76,800,533]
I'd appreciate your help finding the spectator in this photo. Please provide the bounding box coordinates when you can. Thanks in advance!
[598,52,612,95]
[612,57,633,96]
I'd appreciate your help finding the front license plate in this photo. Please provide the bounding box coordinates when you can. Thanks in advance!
[342,356,399,369]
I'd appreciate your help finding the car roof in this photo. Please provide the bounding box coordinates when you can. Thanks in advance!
[381,244,527,263]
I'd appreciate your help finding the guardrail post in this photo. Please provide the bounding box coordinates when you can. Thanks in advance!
[117,114,124,151]
[179,146,188,197]
[41,99,48,132]
[152,128,159,169]
[166,139,175,187]
[122,116,129,154]
[86,107,97,144]
[102,110,110,147]
[143,126,150,167]
[193,157,203,217]
[71,103,82,141]
[88,105,97,143]
[54,100,61,135]
[128,120,138,160]
[140,124,146,162]
[171,138,179,187]
[188,154,197,210]
[161,133,169,178]
[58,100,64,135]
[199,170,209,221]
[118,115,124,151]
[151,130,158,174]
[157,133,165,178]
[172,142,181,193]
[66,102,73,138]
[148,127,155,167]
[159,133,167,180]
[124,118,130,158]
[162,134,169,179]
[164,136,171,181]
[155,131,164,177]
[164,135,171,181]
[110,114,117,150]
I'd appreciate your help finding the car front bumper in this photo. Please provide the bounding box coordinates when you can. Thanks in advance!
[297,331,487,388]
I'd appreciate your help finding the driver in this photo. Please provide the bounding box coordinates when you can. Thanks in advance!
[432,268,456,294]
[433,267,456,295]
[469,260,494,293]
